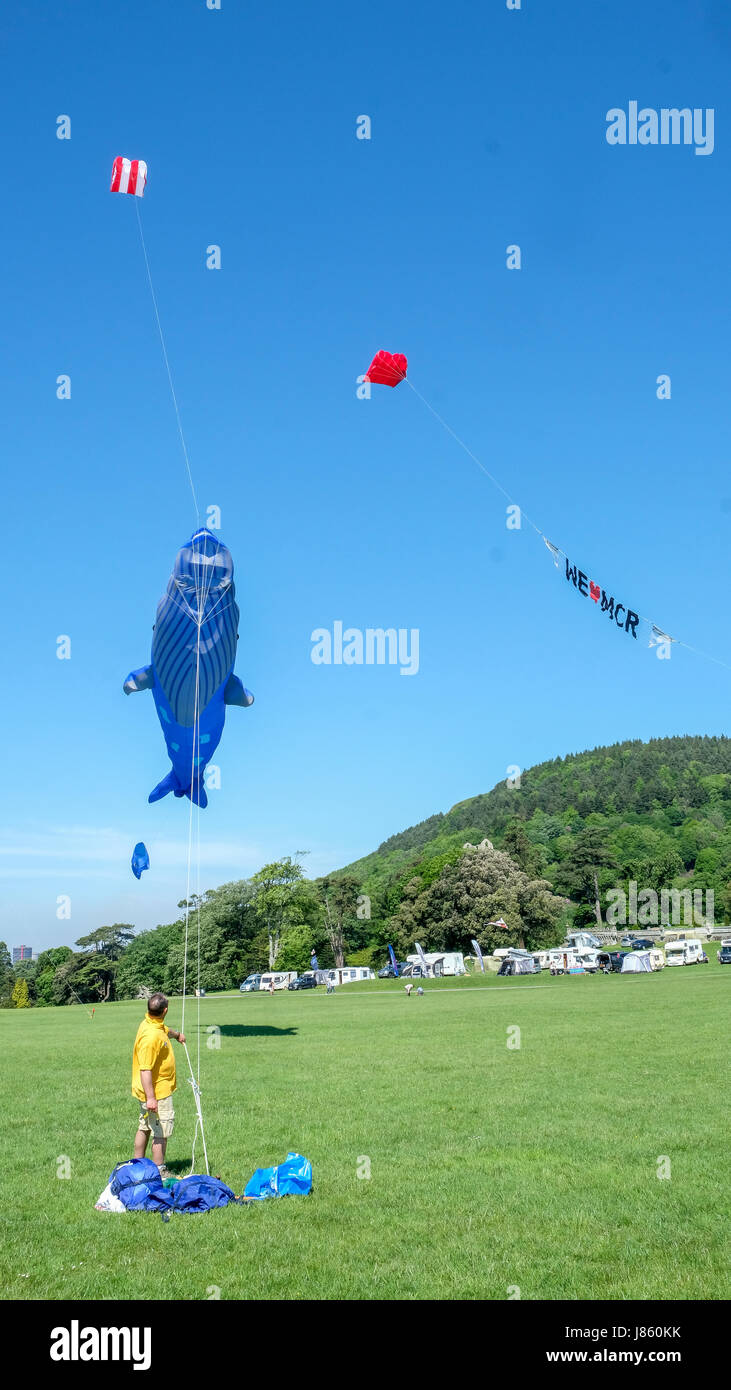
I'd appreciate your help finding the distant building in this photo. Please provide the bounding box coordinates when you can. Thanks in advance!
[12,946,33,964]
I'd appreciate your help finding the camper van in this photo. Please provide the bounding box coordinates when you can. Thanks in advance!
[566,931,602,951]
[405,952,466,977]
[259,971,298,991]
[665,939,704,967]
[546,946,598,974]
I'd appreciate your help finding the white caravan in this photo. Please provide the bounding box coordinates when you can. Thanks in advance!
[259,971,298,991]
[665,939,704,966]
[322,966,375,986]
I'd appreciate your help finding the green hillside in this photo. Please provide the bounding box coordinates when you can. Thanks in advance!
[341,734,731,936]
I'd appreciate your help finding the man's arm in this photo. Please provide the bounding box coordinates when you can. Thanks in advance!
[166,1027,186,1044]
[139,1069,158,1111]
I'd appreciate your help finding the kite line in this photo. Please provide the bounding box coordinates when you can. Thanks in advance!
[134,199,200,524]
[395,368,731,675]
[115,157,212,1172]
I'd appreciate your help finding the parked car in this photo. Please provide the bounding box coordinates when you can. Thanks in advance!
[377,963,407,978]
[717,944,731,964]
[288,974,318,990]
[240,974,262,992]
[628,937,656,951]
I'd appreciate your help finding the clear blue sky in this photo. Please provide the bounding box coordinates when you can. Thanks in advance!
[3,0,731,949]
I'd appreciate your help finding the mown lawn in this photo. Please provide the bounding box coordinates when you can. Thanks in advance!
[1,965,728,1301]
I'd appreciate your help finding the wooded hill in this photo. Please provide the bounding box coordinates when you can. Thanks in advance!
[339,734,731,933]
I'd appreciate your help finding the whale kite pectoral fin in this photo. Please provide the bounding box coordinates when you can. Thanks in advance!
[149,770,180,803]
[224,674,254,707]
[124,664,154,695]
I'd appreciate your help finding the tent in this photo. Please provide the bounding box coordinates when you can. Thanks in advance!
[620,951,653,973]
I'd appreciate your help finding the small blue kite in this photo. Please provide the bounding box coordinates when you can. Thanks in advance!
[131,843,150,880]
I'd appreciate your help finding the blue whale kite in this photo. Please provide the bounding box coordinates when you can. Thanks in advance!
[124,528,253,808]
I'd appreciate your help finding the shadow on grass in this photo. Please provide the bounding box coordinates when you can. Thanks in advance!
[165,1158,193,1176]
[208,1024,298,1038]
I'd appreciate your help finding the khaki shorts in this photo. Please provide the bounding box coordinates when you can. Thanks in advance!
[137,1095,175,1140]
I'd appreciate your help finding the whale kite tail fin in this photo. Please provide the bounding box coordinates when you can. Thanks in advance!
[148,768,209,809]
[189,775,208,810]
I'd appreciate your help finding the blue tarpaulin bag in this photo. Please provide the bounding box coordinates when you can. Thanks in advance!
[244,1152,312,1201]
[171,1175,237,1213]
[109,1159,174,1213]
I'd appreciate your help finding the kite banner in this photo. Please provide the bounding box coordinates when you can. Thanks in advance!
[471,938,485,972]
[562,554,640,640]
[111,156,147,197]
[387,943,399,976]
[414,942,430,977]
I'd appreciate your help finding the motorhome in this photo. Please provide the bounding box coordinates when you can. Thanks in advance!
[405,951,466,977]
[665,939,704,967]
[259,971,298,991]
[545,946,600,973]
[566,931,601,951]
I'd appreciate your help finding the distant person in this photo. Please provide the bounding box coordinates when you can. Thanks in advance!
[416,986,424,996]
[404,982,413,996]
[131,992,186,1179]
[268,979,274,996]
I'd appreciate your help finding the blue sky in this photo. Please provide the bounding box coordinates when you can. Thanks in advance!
[3,0,731,949]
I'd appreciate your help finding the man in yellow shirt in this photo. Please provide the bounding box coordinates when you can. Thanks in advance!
[131,992,186,1176]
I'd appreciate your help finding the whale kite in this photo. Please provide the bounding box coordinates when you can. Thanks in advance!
[124,528,253,808]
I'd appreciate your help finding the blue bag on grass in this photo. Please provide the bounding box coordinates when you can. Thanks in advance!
[109,1158,174,1213]
[244,1151,312,1201]
[171,1175,236,1213]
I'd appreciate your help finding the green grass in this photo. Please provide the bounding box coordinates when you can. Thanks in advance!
[1,966,729,1301]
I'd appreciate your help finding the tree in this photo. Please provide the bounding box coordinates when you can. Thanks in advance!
[115,922,183,1000]
[251,857,310,969]
[501,820,545,878]
[11,978,30,1008]
[388,840,565,958]
[75,924,135,960]
[319,875,361,968]
[554,827,619,929]
[276,924,314,973]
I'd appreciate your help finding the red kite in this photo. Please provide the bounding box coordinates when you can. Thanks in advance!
[365,351,407,387]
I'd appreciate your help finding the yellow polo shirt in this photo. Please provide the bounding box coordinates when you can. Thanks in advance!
[131,1013,176,1101]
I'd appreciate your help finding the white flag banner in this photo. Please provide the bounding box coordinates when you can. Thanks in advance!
[543,537,561,568]
[414,942,430,978]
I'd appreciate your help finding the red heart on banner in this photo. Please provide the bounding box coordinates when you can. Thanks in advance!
[590,582,601,603]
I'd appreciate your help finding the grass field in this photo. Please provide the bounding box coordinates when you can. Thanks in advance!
[1,965,728,1302]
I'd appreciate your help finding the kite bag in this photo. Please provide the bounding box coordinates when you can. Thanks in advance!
[109,1158,174,1213]
[244,1151,313,1201]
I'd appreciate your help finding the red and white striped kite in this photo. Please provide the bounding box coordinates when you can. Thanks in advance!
[110,157,147,198]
